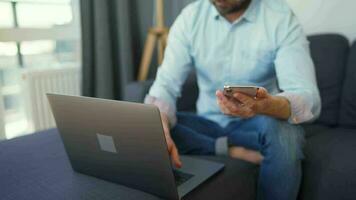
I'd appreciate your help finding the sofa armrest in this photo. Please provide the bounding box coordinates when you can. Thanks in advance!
[123,80,154,103]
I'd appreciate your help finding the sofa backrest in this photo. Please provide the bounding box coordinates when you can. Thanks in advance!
[177,71,199,112]
[308,35,349,126]
[339,41,356,128]
[177,34,351,127]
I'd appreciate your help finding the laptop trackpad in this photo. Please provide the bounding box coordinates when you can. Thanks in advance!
[173,170,194,186]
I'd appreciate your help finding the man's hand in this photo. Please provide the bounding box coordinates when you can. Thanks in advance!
[216,87,269,118]
[216,88,291,120]
[160,112,182,168]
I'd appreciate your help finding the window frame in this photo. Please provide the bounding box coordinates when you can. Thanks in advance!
[0,0,81,140]
[0,0,81,43]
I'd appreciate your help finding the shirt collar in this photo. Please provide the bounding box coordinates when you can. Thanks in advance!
[211,4,220,20]
[211,0,259,23]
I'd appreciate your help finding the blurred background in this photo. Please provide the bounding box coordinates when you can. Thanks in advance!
[0,0,355,140]
[0,0,81,139]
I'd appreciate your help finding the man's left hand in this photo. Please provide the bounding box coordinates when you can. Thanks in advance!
[216,87,291,120]
[216,87,270,119]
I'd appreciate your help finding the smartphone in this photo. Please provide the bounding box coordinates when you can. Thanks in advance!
[223,85,259,98]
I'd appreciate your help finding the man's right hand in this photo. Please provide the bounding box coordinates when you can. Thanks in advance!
[160,112,182,168]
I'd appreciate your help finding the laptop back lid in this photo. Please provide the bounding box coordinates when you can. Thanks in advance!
[47,94,179,200]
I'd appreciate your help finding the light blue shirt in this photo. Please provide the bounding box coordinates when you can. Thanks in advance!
[146,0,321,127]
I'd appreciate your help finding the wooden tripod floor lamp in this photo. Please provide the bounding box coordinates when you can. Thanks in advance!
[137,0,169,81]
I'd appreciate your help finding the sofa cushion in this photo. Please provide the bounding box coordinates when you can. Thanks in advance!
[178,35,351,124]
[307,35,349,126]
[302,124,332,138]
[177,71,199,112]
[123,72,199,112]
[299,128,356,200]
[185,156,258,200]
[339,41,356,128]
[124,80,154,103]
[126,34,351,126]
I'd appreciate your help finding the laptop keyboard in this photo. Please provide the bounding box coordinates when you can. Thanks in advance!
[173,170,194,186]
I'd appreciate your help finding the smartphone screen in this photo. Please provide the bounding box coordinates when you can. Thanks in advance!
[223,86,259,98]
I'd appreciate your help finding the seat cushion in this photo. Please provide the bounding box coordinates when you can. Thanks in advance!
[308,34,349,126]
[177,71,199,112]
[185,156,258,200]
[339,41,356,128]
[299,128,356,200]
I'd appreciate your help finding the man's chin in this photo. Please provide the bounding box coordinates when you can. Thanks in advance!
[215,6,235,15]
[212,0,248,15]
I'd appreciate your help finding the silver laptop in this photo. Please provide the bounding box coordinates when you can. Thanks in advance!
[47,94,224,200]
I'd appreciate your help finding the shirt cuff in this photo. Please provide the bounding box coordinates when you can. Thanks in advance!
[144,95,177,127]
[277,92,314,124]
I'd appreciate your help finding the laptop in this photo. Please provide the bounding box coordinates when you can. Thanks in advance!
[47,94,224,200]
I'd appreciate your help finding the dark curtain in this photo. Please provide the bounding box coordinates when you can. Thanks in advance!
[80,0,194,100]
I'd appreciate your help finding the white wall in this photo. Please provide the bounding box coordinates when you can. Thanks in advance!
[287,0,356,42]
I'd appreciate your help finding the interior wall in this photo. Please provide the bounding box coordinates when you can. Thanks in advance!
[175,0,356,42]
[287,0,356,42]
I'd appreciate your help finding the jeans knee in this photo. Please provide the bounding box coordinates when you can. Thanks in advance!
[257,116,305,162]
[252,115,280,134]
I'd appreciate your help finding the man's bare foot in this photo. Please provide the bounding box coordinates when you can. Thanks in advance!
[229,146,264,165]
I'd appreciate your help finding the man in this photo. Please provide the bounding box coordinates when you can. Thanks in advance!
[145,0,321,199]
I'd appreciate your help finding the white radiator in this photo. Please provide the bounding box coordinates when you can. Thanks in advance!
[22,66,81,132]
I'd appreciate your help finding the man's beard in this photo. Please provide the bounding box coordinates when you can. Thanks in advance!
[210,0,250,15]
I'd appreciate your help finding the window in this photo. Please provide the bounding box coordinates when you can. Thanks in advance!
[20,39,79,68]
[17,2,73,28]
[0,2,14,28]
[0,0,81,139]
[0,42,18,69]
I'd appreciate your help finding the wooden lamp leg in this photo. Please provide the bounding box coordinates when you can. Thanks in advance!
[157,30,169,65]
[137,30,157,81]
[137,0,168,81]
[157,37,164,65]
[162,31,168,47]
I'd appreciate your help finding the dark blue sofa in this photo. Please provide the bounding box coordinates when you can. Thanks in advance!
[124,34,356,200]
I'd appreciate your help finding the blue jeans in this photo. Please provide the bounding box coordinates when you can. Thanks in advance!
[171,112,305,200]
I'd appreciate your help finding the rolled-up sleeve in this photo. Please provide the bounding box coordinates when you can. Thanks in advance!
[144,6,194,127]
[274,12,321,124]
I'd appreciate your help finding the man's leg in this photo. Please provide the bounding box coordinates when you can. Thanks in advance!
[170,112,225,155]
[227,116,305,200]
[225,121,264,164]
